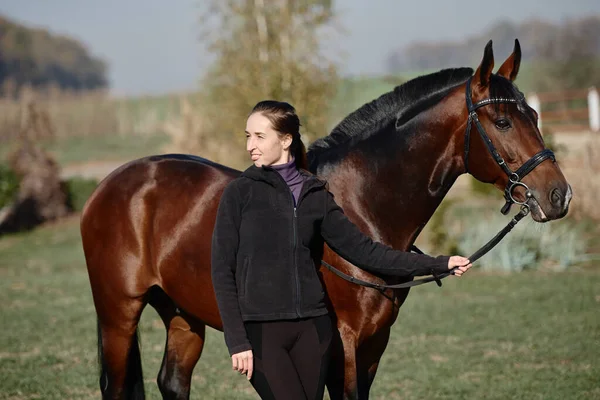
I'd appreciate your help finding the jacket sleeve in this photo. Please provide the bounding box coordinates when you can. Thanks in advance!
[321,191,450,277]
[211,182,252,356]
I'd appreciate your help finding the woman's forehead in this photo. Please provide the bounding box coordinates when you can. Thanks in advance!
[246,113,273,133]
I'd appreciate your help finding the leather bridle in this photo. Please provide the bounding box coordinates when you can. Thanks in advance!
[463,76,555,215]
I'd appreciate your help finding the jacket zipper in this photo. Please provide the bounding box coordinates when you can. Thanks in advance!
[266,168,324,318]
[292,205,300,317]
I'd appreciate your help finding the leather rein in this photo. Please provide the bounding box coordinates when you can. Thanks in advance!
[321,76,556,290]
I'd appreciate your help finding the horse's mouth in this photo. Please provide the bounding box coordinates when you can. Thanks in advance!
[528,196,549,223]
[527,186,571,222]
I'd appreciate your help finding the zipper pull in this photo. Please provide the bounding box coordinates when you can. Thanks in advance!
[294,207,297,217]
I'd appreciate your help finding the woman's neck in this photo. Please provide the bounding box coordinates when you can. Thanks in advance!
[271,157,305,205]
[271,152,293,167]
[271,157,298,182]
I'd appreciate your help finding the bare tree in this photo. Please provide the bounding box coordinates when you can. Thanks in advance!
[533,17,600,91]
[197,0,339,157]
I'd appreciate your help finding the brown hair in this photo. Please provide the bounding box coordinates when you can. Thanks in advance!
[250,100,308,170]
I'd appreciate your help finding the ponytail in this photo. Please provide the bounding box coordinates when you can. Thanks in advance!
[292,135,308,170]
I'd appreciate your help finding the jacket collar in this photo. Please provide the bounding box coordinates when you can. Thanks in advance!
[241,164,326,190]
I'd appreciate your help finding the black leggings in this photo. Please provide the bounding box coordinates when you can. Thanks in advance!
[244,315,333,400]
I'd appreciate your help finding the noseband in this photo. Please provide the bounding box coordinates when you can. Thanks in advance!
[463,76,555,215]
[321,76,557,290]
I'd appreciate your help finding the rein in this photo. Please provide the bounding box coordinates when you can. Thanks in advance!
[321,76,555,290]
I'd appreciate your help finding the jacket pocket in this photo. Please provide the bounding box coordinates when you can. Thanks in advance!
[301,259,326,309]
[237,256,250,298]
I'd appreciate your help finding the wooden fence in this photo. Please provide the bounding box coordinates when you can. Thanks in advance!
[527,87,599,134]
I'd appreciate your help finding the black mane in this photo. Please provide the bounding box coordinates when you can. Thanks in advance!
[307,68,474,170]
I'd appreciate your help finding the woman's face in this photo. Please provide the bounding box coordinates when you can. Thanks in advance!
[245,112,292,167]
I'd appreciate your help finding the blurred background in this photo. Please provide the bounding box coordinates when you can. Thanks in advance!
[0,1,599,399]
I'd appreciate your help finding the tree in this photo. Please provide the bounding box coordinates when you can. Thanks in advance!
[385,15,600,90]
[0,15,108,95]
[197,0,339,159]
[532,16,600,91]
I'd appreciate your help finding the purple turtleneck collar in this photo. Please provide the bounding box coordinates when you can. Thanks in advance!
[271,158,305,205]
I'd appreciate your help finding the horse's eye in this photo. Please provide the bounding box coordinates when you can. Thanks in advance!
[495,118,511,131]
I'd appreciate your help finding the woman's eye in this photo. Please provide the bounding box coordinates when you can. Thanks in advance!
[495,118,511,130]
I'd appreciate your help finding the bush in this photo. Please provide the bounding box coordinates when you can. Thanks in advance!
[428,198,460,254]
[470,176,498,197]
[64,177,98,212]
[0,163,20,208]
[423,199,594,272]
[542,132,568,157]
[452,203,591,271]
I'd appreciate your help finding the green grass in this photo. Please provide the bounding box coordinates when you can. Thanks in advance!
[0,133,170,166]
[0,217,599,399]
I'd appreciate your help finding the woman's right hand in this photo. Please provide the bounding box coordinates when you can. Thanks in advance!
[448,256,472,276]
[232,350,253,380]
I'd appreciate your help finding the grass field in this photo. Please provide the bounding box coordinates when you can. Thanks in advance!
[1,215,599,399]
[0,133,170,167]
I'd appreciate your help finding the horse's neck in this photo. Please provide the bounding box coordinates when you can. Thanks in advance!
[325,102,465,250]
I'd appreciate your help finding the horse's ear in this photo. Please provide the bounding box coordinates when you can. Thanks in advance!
[497,39,522,82]
[473,40,494,88]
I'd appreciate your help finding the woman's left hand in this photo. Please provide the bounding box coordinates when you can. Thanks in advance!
[447,255,472,276]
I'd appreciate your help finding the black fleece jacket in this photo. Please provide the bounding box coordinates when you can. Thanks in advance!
[211,165,450,355]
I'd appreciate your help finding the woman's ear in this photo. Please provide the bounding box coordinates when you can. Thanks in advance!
[282,134,293,150]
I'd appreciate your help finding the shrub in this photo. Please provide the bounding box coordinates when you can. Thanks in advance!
[424,199,594,272]
[0,163,19,208]
[453,204,590,271]
[542,132,568,157]
[64,177,98,212]
[470,176,498,197]
[427,198,459,254]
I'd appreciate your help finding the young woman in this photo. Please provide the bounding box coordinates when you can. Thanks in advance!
[211,100,472,399]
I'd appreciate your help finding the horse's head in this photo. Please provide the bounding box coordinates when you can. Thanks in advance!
[463,39,571,222]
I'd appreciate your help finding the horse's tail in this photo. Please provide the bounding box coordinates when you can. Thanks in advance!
[97,319,145,399]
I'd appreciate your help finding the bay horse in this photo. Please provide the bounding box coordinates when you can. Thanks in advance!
[81,39,571,399]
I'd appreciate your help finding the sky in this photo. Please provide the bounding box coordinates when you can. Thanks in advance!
[2,0,599,96]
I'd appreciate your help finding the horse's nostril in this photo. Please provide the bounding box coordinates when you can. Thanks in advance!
[550,188,562,206]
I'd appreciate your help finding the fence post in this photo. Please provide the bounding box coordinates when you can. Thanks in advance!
[589,87,599,132]
[528,93,542,132]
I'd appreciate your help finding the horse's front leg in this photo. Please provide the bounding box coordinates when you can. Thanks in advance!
[326,322,358,399]
[326,325,392,400]
[356,327,392,397]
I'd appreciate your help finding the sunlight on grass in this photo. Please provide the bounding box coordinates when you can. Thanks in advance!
[0,133,170,167]
[0,216,598,399]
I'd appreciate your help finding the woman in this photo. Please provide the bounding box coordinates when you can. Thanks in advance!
[211,100,472,399]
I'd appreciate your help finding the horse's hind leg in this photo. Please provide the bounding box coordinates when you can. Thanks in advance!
[97,296,147,400]
[150,288,205,400]
[158,315,205,400]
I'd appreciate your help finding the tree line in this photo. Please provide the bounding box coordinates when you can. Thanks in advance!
[0,15,108,96]
[387,16,600,91]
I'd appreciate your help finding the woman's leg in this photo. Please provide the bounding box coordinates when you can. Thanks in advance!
[245,315,333,400]
[245,320,305,400]
[288,315,333,400]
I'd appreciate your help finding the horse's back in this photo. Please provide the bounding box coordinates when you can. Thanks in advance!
[81,154,240,327]
[82,154,240,237]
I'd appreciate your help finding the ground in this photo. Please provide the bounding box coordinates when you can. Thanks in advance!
[0,214,598,399]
